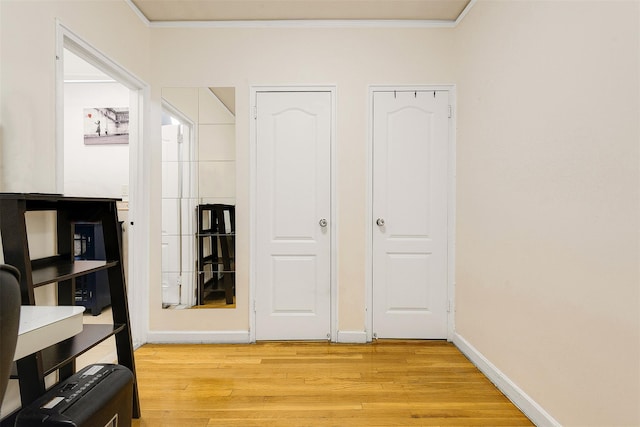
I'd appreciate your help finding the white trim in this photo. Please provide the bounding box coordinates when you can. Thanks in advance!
[55,23,65,193]
[149,19,457,29]
[365,87,374,342]
[147,330,250,344]
[63,79,117,84]
[337,331,367,344]
[330,87,339,342]
[249,88,257,343]
[452,333,562,427]
[124,0,151,27]
[125,0,475,29]
[249,85,338,343]
[446,87,457,340]
[162,99,196,130]
[366,84,457,342]
[55,20,150,347]
[129,85,151,348]
[56,23,147,90]
[455,0,478,26]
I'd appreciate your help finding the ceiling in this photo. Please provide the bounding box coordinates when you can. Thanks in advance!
[129,0,473,23]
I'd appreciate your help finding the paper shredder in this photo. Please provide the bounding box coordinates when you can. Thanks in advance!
[15,364,133,427]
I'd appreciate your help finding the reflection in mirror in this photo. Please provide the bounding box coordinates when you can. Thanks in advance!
[161,87,236,309]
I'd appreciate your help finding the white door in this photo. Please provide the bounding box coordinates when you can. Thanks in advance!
[372,90,449,339]
[255,91,332,340]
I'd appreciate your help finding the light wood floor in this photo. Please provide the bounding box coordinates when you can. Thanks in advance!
[132,341,533,426]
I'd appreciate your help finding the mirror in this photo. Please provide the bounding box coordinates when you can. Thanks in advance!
[161,87,236,309]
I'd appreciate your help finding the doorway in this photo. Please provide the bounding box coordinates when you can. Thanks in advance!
[161,106,196,308]
[56,22,149,347]
[370,87,454,339]
[251,88,336,341]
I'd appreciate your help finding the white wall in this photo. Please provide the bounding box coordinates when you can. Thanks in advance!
[0,0,149,193]
[2,0,639,424]
[198,87,236,203]
[453,1,640,425]
[147,26,456,334]
[64,82,130,198]
[0,1,3,192]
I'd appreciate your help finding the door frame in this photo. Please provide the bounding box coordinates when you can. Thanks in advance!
[55,21,150,347]
[249,85,338,342]
[366,85,457,342]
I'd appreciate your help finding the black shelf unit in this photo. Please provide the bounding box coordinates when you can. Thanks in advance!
[0,193,139,425]
[197,204,235,305]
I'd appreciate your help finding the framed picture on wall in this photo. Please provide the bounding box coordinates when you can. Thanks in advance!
[83,107,129,145]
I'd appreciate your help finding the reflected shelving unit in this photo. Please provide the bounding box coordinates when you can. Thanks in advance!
[197,204,235,306]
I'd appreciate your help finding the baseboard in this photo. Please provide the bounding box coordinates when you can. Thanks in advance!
[337,330,368,343]
[146,330,251,344]
[452,333,561,427]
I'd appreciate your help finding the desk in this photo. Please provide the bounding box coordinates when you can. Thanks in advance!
[14,306,85,360]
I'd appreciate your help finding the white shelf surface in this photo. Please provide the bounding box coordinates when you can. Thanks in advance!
[14,306,85,360]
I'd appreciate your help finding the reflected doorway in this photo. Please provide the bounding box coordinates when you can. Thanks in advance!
[161,107,196,308]
[161,88,237,309]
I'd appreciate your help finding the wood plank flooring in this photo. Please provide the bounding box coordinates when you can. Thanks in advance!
[132,341,533,426]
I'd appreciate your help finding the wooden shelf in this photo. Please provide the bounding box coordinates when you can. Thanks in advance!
[40,324,125,376]
[30,258,118,287]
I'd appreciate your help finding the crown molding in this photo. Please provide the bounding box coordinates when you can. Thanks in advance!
[125,0,476,29]
[455,0,477,26]
[125,0,150,27]
[149,19,457,29]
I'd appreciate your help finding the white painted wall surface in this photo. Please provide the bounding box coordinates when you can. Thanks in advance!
[454,1,640,425]
[2,0,639,424]
[147,27,456,334]
[0,0,149,193]
[64,82,130,198]
[198,87,236,203]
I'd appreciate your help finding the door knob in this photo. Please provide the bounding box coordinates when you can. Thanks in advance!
[376,218,385,227]
[319,218,328,227]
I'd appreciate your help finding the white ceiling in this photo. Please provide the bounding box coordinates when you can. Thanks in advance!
[129,0,472,22]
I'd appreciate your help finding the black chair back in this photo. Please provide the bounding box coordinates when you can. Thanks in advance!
[0,264,21,403]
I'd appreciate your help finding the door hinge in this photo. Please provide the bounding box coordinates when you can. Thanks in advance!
[252,106,257,119]
[448,105,452,119]
[447,300,452,313]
